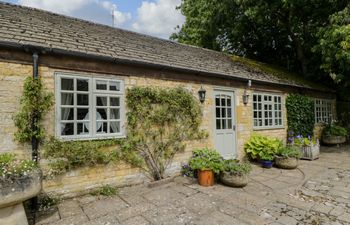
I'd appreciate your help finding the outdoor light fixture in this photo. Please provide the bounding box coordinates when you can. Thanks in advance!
[242,80,252,105]
[198,86,206,103]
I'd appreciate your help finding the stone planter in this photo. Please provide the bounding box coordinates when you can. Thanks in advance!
[322,135,346,145]
[275,157,298,169]
[0,170,42,209]
[299,144,320,160]
[220,172,248,187]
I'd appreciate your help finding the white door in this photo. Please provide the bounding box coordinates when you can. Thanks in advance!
[214,90,236,159]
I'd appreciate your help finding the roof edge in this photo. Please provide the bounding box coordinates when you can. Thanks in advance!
[0,40,330,93]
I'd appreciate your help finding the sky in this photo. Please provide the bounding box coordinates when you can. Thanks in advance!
[1,0,185,39]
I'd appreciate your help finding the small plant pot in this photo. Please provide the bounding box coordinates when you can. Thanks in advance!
[220,172,248,187]
[261,160,273,168]
[275,157,298,169]
[197,169,214,187]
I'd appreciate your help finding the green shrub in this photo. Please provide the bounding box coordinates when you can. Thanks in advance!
[222,159,252,176]
[0,153,37,180]
[42,137,119,176]
[293,135,317,147]
[323,124,348,137]
[189,148,223,174]
[244,134,282,161]
[277,146,302,158]
[37,193,61,212]
[286,94,315,137]
[91,185,118,196]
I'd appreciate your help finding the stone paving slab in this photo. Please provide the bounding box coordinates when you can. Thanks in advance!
[36,145,350,225]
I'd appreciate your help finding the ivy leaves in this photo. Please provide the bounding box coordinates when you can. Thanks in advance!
[286,94,315,137]
[13,76,54,143]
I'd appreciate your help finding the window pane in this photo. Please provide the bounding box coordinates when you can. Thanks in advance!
[221,108,226,117]
[216,107,220,118]
[97,96,107,106]
[61,78,74,90]
[110,97,120,106]
[222,119,227,129]
[109,81,120,91]
[110,108,120,120]
[227,98,231,106]
[77,122,89,135]
[227,108,232,118]
[254,111,257,118]
[110,121,120,133]
[97,108,107,120]
[77,79,88,91]
[221,98,226,106]
[77,108,89,120]
[97,122,108,133]
[227,119,232,129]
[77,94,89,106]
[215,97,220,106]
[96,80,107,90]
[253,95,257,101]
[61,123,74,135]
[253,103,257,110]
[61,93,74,105]
[216,119,221,129]
[61,108,73,120]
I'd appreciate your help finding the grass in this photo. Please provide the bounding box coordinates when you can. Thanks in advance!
[90,185,118,197]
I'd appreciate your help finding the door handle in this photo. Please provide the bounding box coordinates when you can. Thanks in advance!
[232,125,236,131]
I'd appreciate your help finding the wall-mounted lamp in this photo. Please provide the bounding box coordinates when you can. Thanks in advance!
[242,80,252,105]
[198,86,206,103]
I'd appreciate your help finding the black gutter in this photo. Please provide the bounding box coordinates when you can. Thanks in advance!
[31,52,39,163]
[0,40,332,93]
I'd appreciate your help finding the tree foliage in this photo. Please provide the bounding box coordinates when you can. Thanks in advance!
[172,0,349,82]
[286,94,315,137]
[120,87,206,180]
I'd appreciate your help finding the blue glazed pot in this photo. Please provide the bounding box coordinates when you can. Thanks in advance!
[261,160,273,168]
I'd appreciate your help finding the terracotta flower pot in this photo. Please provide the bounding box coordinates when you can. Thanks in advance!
[197,169,214,187]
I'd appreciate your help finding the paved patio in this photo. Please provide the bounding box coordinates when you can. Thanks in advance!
[36,145,350,225]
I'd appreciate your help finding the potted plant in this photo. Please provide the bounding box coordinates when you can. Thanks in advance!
[0,153,42,209]
[322,124,348,145]
[275,146,301,169]
[244,134,281,168]
[291,135,319,160]
[220,160,252,187]
[189,148,223,187]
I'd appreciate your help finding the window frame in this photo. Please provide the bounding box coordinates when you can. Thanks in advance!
[314,98,333,124]
[55,72,125,140]
[252,92,284,130]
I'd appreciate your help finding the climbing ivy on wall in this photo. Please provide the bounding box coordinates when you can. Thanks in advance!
[286,94,315,137]
[13,76,54,143]
[119,86,206,181]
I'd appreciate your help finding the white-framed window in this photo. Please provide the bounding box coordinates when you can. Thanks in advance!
[253,93,283,129]
[55,73,125,140]
[315,99,333,124]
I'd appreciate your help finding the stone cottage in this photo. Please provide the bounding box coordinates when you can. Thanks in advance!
[0,3,336,196]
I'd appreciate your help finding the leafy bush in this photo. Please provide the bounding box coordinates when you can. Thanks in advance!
[91,185,118,196]
[277,146,302,158]
[244,134,282,161]
[181,163,197,178]
[189,148,223,174]
[42,137,119,176]
[120,87,206,180]
[13,76,53,143]
[286,94,315,137]
[37,193,61,212]
[323,124,348,137]
[0,153,38,180]
[222,159,252,176]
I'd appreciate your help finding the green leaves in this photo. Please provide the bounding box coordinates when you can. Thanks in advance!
[189,148,223,174]
[323,124,348,137]
[13,76,54,143]
[244,134,282,160]
[286,94,315,137]
[121,87,205,180]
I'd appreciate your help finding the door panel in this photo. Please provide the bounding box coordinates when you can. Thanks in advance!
[214,90,236,159]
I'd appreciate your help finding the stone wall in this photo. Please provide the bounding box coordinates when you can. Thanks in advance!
[0,60,326,197]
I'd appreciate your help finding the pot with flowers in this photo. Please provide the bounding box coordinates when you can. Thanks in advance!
[290,135,319,160]
[322,124,348,146]
[220,160,252,187]
[0,153,42,208]
[189,148,223,187]
[244,134,281,168]
[275,146,301,169]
